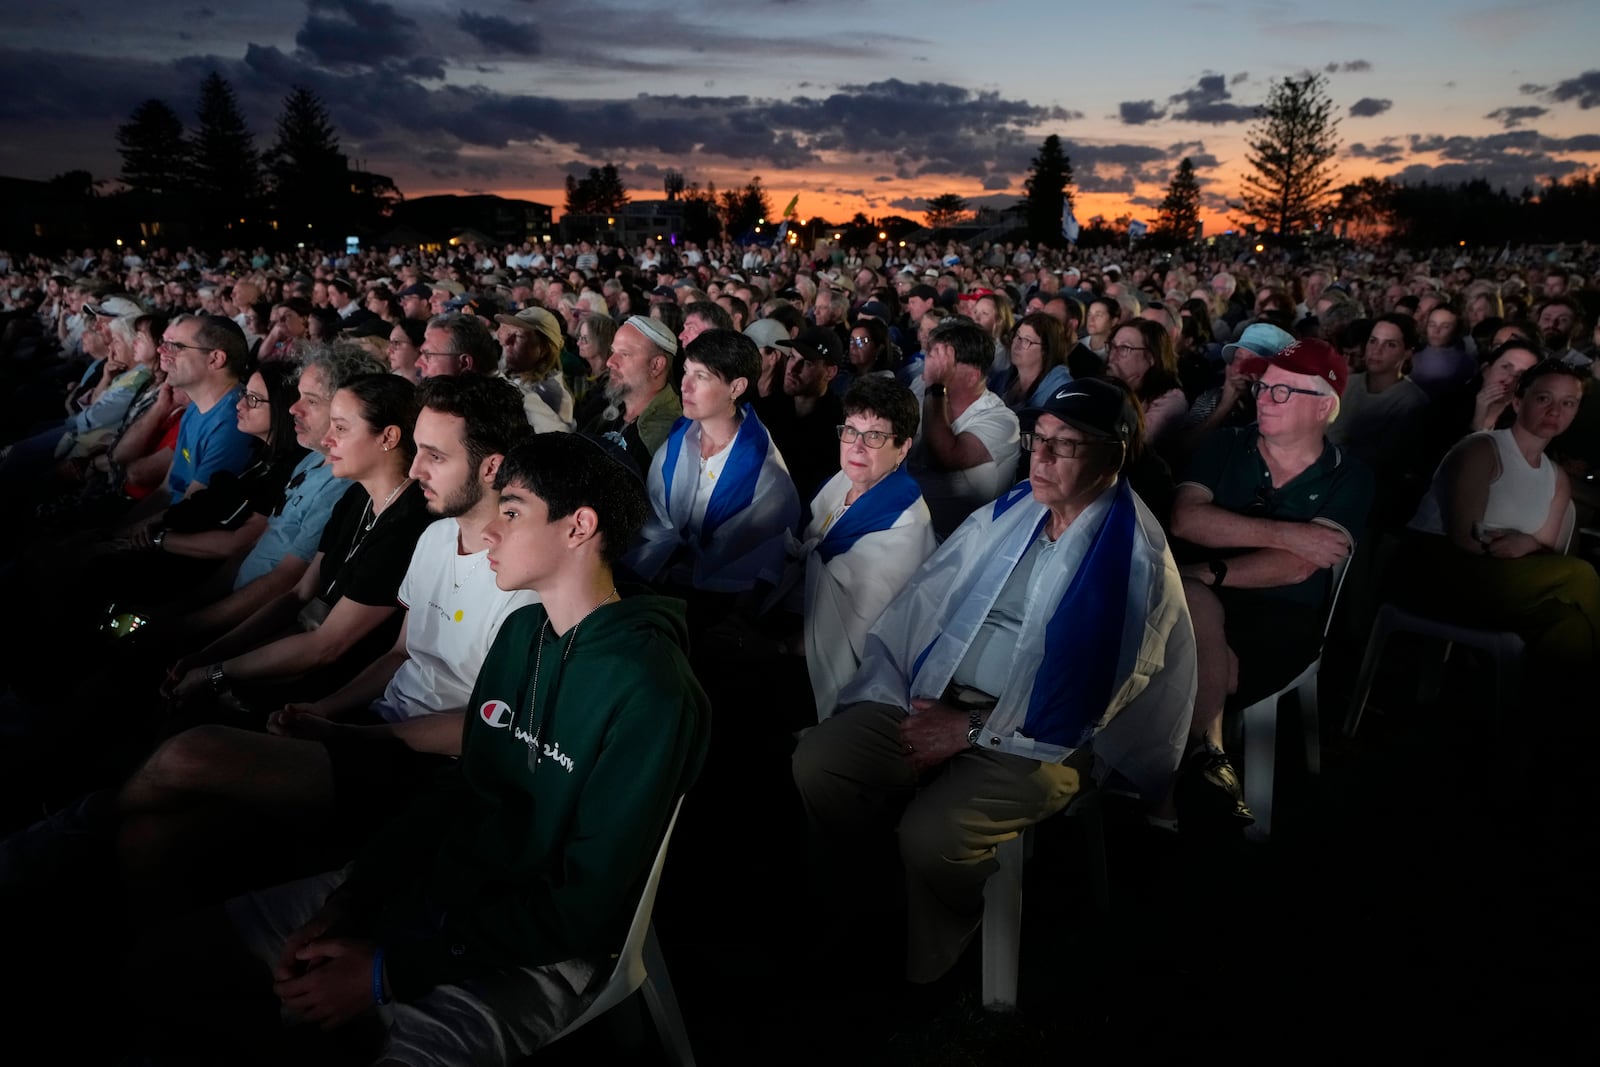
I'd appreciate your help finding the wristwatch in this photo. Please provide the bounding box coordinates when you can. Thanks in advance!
[967,709,984,747]
[1208,557,1228,589]
[151,528,167,551]
[207,663,229,694]
[926,383,948,399]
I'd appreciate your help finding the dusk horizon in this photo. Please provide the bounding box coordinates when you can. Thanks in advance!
[5,0,1599,233]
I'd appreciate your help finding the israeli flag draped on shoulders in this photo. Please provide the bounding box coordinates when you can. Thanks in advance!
[837,477,1196,797]
[792,467,937,718]
[626,405,801,593]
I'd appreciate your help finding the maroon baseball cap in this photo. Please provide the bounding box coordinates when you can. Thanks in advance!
[1238,337,1349,397]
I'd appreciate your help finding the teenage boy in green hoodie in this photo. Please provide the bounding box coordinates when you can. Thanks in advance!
[134,432,711,1066]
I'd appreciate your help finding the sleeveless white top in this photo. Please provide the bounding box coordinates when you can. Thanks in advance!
[1409,428,1555,538]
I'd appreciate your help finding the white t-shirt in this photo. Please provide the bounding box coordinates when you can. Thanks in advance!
[377,518,539,722]
[907,384,1022,538]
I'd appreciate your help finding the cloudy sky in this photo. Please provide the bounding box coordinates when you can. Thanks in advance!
[3,0,1598,229]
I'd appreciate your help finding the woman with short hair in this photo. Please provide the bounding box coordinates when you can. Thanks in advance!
[626,329,799,599]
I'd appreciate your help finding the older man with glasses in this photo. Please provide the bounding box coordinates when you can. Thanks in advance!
[416,312,499,381]
[1167,337,1373,829]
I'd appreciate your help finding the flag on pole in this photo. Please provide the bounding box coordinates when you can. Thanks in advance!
[774,219,789,244]
[1061,206,1080,243]
[1127,219,1148,239]
[782,194,800,218]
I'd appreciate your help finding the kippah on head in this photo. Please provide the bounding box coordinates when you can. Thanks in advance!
[624,314,679,355]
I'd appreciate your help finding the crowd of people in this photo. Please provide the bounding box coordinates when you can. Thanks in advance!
[0,230,1596,1063]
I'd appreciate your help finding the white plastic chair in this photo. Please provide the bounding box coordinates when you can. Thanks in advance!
[544,796,695,1065]
[980,786,1109,1012]
[1231,555,1351,844]
[1343,504,1577,740]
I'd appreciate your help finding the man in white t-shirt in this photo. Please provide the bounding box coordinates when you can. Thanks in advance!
[907,317,1021,538]
[112,375,537,900]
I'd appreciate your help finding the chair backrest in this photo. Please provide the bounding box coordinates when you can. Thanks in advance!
[1558,500,1577,555]
[1320,553,1353,641]
[601,795,685,994]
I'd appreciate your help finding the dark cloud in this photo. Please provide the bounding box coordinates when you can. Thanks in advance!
[1486,105,1548,128]
[1542,69,1600,109]
[1348,97,1391,118]
[873,175,893,182]
[1167,74,1256,124]
[1390,157,1586,191]
[1230,72,1249,85]
[981,174,1011,190]
[457,12,543,56]
[1119,100,1165,125]
[295,0,423,70]
[1406,130,1600,160]
[1166,141,1220,170]
[1348,140,1405,164]
[887,196,929,212]
[1324,59,1372,73]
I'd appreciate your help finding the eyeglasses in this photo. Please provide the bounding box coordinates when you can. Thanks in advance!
[836,425,895,448]
[240,391,270,409]
[158,338,209,353]
[1250,380,1326,404]
[1022,432,1110,459]
[1013,333,1043,349]
[849,337,872,348]
[1108,343,1148,358]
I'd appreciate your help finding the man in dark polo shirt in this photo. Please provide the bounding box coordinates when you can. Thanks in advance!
[1168,337,1373,826]
[757,326,846,513]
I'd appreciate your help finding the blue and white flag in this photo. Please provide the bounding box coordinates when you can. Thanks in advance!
[770,468,938,718]
[626,406,800,593]
[1062,207,1081,243]
[1127,219,1148,239]
[838,478,1197,796]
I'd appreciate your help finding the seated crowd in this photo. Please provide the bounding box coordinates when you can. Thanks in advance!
[0,235,1597,1062]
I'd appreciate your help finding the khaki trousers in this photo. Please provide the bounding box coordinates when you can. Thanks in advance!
[793,700,1081,983]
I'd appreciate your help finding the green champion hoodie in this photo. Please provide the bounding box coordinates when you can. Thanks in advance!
[340,591,711,999]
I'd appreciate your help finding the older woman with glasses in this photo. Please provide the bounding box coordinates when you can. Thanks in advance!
[796,375,1194,986]
[758,376,938,720]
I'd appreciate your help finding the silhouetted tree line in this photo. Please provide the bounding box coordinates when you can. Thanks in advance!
[1333,173,1600,247]
[103,74,400,243]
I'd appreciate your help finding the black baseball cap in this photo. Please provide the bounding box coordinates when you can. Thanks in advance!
[1023,377,1139,447]
[775,326,845,366]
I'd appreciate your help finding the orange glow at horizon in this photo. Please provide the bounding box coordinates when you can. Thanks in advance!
[417,145,1595,242]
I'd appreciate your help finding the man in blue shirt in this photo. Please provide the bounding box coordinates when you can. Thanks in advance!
[161,314,256,504]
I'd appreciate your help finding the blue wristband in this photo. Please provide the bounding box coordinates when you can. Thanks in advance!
[372,946,391,1006]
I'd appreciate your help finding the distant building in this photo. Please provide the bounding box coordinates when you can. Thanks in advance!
[390,194,555,247]
[563,198,686,247]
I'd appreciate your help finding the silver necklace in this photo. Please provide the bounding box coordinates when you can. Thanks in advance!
[344,477,413,563]
[328,479,414,602]
[520,587,619,756]
[452,553,484,592]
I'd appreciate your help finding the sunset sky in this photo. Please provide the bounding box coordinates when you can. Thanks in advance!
[3,0,1598,233]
